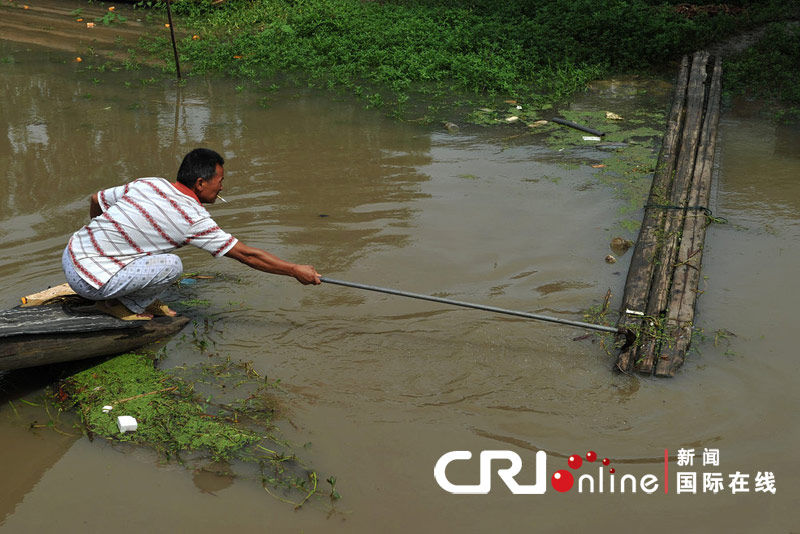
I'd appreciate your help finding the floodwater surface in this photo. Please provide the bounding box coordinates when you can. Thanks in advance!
[1,39,799,532]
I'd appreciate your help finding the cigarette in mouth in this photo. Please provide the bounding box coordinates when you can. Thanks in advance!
[217,195,228,203]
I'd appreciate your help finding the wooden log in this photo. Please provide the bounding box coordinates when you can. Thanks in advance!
[1,297,141,337]
[0,296,190,371]
[0,316,190,371]
[635,51,710,374]
[656,56,723,377]
[615,56,690,373]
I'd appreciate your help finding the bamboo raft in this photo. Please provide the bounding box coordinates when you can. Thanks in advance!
[616,51,723,377]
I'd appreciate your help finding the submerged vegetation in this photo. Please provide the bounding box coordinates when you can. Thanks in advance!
[59,352,336,508]
[127,0,800,120]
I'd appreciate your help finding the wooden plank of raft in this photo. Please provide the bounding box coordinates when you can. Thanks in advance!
[615,56,690,373]
[656,57,723,377]
[635,51,711,374]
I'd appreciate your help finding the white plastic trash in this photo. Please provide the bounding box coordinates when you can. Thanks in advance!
[102,405,113,413]
[583,136,602,141]
[117,416,138,433]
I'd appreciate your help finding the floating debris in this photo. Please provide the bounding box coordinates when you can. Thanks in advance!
[610,237,634,255]
[606,111,624,120]
[605,254,617,264]
[595,142,629,150]
[551,117,606,137]
[116,415,138,433]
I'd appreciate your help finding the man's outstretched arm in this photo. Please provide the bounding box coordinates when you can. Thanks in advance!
[224,241,321,285]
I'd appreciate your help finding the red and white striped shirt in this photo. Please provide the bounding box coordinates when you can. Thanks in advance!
[68,177,237,289]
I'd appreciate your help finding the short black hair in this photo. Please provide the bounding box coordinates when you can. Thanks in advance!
[176,148,224,187]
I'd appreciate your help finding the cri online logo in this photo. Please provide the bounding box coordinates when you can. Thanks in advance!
[434,450,657,495]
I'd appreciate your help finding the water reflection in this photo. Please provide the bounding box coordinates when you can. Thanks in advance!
[0,40,433,292]
[718,107,800,220]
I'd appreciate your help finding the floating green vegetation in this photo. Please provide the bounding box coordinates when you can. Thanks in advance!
[531,108,665,234]
[583,302,677,361]
[597,144,659,216]
[466,102,561,128]
[541,109,663,149]
[618,218,644,233]
[580,290,628,355]
[178,298,211,308]
[62,353,257,460]
[59,352,336,508]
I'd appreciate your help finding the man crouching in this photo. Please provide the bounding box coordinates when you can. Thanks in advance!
[63,148,320,320]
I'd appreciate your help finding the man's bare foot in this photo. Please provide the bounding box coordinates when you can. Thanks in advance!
[96,300,153,321]
[145,300,178,317]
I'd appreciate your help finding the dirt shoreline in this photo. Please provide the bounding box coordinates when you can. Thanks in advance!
[0,0,154,60]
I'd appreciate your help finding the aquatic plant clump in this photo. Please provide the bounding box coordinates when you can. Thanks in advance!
[61,352,260,459]
[530,108,665,233]
[59,352,333,507]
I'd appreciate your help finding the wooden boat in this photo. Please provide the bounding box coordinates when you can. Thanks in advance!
[0,285,189,371]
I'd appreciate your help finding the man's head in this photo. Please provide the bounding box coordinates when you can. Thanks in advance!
[177,148,225,204]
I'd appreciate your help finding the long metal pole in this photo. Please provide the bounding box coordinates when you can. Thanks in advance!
[320,277,632,342]
[165,0,181,80]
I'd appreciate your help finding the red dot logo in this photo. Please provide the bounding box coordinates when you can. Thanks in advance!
[602,458,610,466]
[609,468,616,474]
[551,470,574,492]
[568,455,583,469]
[586,451,597,462]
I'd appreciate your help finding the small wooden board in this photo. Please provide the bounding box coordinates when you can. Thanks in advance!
[20,283,76,307]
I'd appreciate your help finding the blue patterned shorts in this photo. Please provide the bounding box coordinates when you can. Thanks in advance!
[62,247,182,313]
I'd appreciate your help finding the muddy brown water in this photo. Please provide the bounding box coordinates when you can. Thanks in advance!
[1,38,799,532]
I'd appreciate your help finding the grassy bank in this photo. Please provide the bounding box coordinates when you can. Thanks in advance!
[131,0,799,120]
[723,21,800,121]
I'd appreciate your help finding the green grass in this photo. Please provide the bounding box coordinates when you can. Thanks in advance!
[129,0,798,120]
